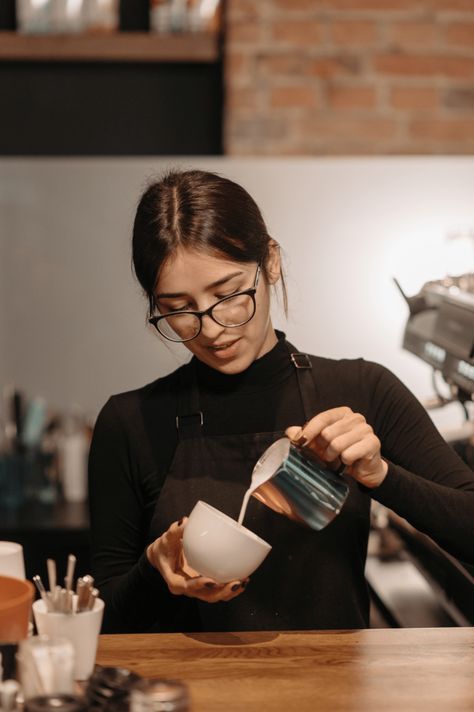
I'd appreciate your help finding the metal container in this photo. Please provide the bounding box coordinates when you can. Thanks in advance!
[251,437,349,531]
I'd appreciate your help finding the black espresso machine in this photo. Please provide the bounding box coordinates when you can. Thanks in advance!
[388,273,474,624]
[395,272,474,467]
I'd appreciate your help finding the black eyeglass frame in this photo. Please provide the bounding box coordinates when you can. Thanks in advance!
[149,264,262,343]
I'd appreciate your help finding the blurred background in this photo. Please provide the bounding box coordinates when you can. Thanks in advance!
[0,0,473,628]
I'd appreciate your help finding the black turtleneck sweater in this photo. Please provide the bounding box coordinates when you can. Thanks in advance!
[88,333,474,633]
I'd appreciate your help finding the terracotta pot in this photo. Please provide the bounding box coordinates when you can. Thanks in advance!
[0,575,34,642]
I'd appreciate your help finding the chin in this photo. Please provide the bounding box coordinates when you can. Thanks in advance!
[207,354,253,375]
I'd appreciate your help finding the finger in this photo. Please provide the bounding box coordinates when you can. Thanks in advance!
[320,413,366,445]
[184,576,223,596]
[340,434,381,467]
[323,423,372,462]
[286,425,330,460]
[178,549,201,579]
[184,578,233,603]
[187,576,250,603]
[298,407,353,446]
[169,517,188,535]
[217,579,249,602]
[161,564,192,596]
[162,519,187,552]
[286,425,305,442]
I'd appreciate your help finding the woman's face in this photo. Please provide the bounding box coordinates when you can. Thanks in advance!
[154,247,280,374]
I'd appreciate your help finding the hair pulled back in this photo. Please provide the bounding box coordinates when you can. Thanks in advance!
[132,169,285,316]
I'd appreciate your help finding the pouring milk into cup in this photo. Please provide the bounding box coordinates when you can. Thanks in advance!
[182,436,349,582]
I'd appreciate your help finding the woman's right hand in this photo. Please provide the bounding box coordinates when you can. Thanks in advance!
[147,518,248,603]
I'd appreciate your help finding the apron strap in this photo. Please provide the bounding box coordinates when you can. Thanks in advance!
[176,360,204,439]
[176,339,318,438]
[284,340,318,424]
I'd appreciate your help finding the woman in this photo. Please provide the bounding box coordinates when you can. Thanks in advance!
[88,169,474,633]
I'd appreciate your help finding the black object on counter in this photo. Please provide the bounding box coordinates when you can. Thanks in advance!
[0,642,18,680]
[86,665,142,711]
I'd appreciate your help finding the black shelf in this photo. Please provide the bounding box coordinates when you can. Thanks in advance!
[0,501,90,584]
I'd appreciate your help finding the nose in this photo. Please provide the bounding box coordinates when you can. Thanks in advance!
[199,313,225,341]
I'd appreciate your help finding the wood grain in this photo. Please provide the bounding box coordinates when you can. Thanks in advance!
[0,32,219,63]
[96,628,474,711]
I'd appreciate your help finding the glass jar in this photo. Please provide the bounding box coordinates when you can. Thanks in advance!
[130,679,190,712]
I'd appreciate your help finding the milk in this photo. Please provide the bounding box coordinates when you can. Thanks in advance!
[237,450,277,525]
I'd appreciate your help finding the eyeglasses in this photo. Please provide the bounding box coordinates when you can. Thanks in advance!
[149,264,261,343]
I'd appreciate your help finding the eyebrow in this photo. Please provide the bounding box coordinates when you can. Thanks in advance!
[155,271,244,299]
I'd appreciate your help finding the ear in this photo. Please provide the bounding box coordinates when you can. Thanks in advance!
[265,240,281,285]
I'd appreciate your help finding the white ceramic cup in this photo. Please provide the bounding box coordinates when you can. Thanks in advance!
[182,500,272,584]
[32,596,104,680]
[0,542,25,580]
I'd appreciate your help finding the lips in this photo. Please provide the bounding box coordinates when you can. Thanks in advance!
[206,337,242,359]
[209,338,239,351]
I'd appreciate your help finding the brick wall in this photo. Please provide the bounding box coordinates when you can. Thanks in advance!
[224,0,474,155]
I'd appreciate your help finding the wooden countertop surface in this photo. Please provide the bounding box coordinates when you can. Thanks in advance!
[96,627,474,711]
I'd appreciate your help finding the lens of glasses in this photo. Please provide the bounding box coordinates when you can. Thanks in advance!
[157,313,202,342]
[212,293,255,327]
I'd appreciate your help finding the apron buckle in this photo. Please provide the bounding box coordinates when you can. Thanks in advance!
[290,353,312,369]
[176,411,204,430]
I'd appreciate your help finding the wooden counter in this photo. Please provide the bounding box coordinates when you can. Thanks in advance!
[96,627,474,711]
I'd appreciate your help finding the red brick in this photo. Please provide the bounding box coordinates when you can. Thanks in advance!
[257,53,309,76]
[310,55,361,78]
[227,116,288,141]
[271,19,323,46]
[227,19,261,44]
[410,119,474,141]
[328,85,376,108]
[269,85,318,109]
[226,0,262,20]
[443,88,474,109]
[226,86,260,112]
[445,24,474,47]
[225,51,253,80]
[327,0,422,9]
[388,22,438,47]
[374,54,474,78]
[390,87,439,109]
[273,0,320,10]
[431,0,474,10]
[330,21,377,46]
[299,117,398,141]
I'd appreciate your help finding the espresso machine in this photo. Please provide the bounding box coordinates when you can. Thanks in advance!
[366,272,474,628]
[395,272,474,469]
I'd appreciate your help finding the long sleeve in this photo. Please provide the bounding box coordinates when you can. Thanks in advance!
[365,363,474,565]
[88,397,183,632]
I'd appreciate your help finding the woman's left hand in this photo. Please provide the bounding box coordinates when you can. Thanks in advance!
[286,407,388,489]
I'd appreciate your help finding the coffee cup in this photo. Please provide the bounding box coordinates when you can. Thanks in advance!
[0,541,26,580]
[182,500,271,584]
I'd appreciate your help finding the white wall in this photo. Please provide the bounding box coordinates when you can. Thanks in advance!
[1,157,473,430]
[0,218,7,387]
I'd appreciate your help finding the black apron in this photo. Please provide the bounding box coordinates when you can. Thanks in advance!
[149,340,371,632]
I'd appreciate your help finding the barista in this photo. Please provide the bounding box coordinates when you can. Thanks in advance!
[88,169,474,633]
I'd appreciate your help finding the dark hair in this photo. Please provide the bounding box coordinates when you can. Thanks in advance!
[132,169,287,317]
